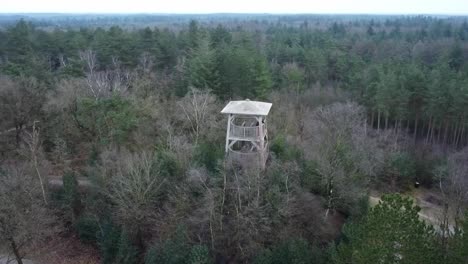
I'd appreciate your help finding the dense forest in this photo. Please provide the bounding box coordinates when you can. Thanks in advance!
[0,14,468,264]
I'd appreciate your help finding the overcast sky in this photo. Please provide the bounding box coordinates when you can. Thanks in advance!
[1,0,468,15]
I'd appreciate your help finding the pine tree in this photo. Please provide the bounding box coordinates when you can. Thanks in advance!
[334,194,441,264]
[187,38,221,94]
[116,231,138,264]
[252,56,272,100]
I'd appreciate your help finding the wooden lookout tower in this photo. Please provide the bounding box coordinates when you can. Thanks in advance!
[221,99,272,170]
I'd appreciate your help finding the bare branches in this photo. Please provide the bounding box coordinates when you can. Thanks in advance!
[103,151,166,229]
[0,164,59,263]
[303,102,384,216]
[436,147,468,222]
[79,49,97,76]
[23,121,48,205]
[79,49,133,99]
[178,87,219,144]
[0,76,45,147]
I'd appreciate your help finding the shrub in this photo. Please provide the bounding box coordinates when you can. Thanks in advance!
[254,238,313,264]
[76,95,138,146]
[382,151,417,190]
[116,231,139,264]
[194,142,222,172]
[157,149,183,180]
[300,160,323,194]
[62,171,82,223]
[145,226,210,264]
[98,221,122,264]
[270,135,301,161]
[145,227,190,264]
[188,245,210,264]
[75,216,100,244]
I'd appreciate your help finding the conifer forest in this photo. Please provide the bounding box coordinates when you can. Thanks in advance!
[0,14,468,264]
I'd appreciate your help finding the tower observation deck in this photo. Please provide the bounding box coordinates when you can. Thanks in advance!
[221,99,272,170]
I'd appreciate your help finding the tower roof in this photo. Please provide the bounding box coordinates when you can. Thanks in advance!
[221,99,272,116]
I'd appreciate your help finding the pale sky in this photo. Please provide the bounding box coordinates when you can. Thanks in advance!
[1,0,468,15]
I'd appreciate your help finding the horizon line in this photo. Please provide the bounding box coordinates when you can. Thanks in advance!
[1,12,468,16]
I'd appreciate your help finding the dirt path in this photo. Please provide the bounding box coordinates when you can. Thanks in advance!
[369,187,455,231]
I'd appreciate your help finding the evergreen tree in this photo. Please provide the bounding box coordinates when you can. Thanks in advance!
[334,194,441,264]
[446,213,468,264]
[448,43,463,71]
[116,231,138,264]
[187,38,221,93]
[252,56,272,99]
[254,238,314,264]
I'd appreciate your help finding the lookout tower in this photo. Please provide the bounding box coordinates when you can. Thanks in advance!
[221,99,272,170]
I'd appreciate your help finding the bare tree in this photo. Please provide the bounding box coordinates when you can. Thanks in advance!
[303,102,383,218]
[102,151,167,237]
[79,49,104,99]
[22,121,48,205]
[0,76,45,146]
[178,87,219,144]
[436,147,468,234]
[0,164,59,264]
[138,52,155,74]
[79,49,133,99]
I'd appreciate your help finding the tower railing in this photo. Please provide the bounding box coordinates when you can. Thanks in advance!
[229,122,264,139]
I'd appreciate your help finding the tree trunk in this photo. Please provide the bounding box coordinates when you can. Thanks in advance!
[429,120,436,145]
[442,120,449,147]
[15,123,23,147]
[437,122,442,144]
[9,237,23,264]
[425,116,432,144]
[394,119,401,147]
[377,110,381,131]
[457,120,465,148]
[466,129,468,147]
[451,121,459,146]
[364,117,367,136]
[413,116,419,143]
[385,115,389,130]
[324,178,333,220]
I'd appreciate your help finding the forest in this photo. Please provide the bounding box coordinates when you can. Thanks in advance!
[0,14,468,263]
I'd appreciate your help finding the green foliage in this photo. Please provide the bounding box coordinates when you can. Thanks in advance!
[63,171,78,202]
[384,152,417,188]
[62,171,82,222]
[270,135,302,161]
[446,213,468,264]
[75,216,100,244]
[254,238,313,264]
[116,231,139,264]
[334,194,440,264]
[88,144,100,166]
[187,39,221,93]
[188,245,210,264]
[252,56,273,99]
[448,43,463,71]
[145,226,209,264]
[194,141,223,172]
[282,62,305,94]
[98,221,122,264]
[3,15,468,264]
[157,150,184,180]
[304,47,327,85]
[299,160,323,194]
[76,95,138,146]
